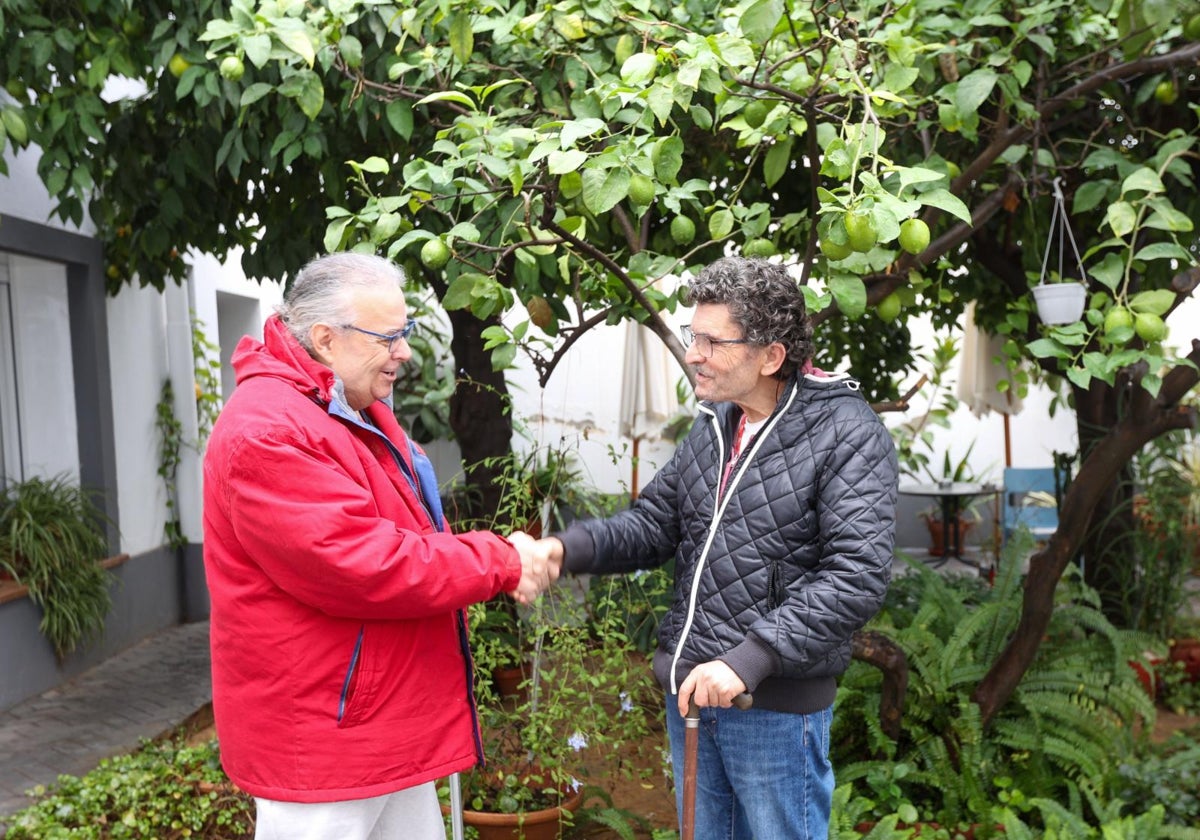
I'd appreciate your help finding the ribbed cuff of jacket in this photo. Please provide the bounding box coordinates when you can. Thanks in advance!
[553,524,596,575]
[717,636,780,693]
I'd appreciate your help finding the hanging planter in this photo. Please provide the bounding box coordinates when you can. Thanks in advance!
[1032,178,1088,325]
[1032,283,1086,325]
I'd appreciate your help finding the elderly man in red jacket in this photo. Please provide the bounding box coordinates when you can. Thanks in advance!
[202,252,555,839]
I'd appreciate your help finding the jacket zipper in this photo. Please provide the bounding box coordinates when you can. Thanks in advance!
[667,384,798,694]
[337,625,365,723]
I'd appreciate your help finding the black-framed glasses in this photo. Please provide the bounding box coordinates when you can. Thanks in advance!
[341,318,417,353]
[679,325,750,358]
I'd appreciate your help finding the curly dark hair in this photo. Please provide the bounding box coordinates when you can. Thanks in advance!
[681,257,814,379]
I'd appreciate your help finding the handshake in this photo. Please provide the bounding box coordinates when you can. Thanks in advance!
[506,532,565,605]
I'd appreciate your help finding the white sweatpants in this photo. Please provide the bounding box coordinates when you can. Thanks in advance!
[253,782,444,840]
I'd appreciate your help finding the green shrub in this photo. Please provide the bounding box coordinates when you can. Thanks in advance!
[1,738,253,839]
[834,532,1160,831]
[0,474,113,659]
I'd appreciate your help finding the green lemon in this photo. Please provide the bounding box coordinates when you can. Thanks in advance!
[898,219,930,255]
[628,174,656,207]
[877,292,902,323]
[1134,312,1167,342]
[1154,80,1178,105]
[743,101,770,129]
[419,238,451,269]
[1186,13,1200,41]
[219,56,245,82]
[559,170,583,200]
[743,238,776,258]
[167,53,191,78]
[843,210,877,253]
[819,236,853,261]
[670,215,696,246]
[1103,307,1133,337]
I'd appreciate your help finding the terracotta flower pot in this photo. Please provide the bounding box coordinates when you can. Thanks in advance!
[447,787,583,840]
[1168,638,1200,682]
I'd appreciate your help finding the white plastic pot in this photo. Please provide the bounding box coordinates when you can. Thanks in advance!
[1031,282,1086,325]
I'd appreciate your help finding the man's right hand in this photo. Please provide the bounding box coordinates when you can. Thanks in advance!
[506,531,559,604]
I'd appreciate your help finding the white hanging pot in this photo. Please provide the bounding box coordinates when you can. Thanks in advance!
[1032,282,1086,325]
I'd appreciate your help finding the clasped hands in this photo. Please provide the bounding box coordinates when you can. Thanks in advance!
[506,533,565,605]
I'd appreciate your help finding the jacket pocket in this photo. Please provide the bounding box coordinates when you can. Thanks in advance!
[766,561,783,611]
[337,625,365,726]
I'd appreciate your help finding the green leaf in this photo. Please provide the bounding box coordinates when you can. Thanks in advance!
[1066,366,1092,389]
[1128,289,1175,316]
[582,167,630,215]
[353,156,390,174]
[739,0,784,43]
[0,108,28,145]
[1088,252,1124,290]
[240,82,274,107]
[443,274,480,311]
[416,90,477,109]
[1121,167,1164,196]
[955,69,998,113]
[548,150,587,175]
[552,12,585,41]
[1026,338,1068,359]
[323,217,351,252]
[338,34,363,70]
[1103,201,1136,238]
[918,189,972,225]
[449,12,474,65]
[275,24,316,67]
[763,137,792,188]
[827,276,867,318]
[621,53,658,86]
[385,100,413,140]
[561,118,606,149]
[244,34,272,68]
[708,208,734,240]
[1072,181,1109,215]
[1133,242,1189,262]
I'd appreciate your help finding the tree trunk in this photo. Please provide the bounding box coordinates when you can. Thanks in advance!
[447,309,513,528]
[851,630,908,744]
[973,339,1200,725]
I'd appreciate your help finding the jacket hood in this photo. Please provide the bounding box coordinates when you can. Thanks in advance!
[232,314,335,405]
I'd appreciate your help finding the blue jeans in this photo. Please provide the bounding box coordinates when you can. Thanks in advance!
[664,700,834,840]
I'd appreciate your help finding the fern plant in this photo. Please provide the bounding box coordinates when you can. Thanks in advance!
[0,474,113,659]
[834,530,1159,831]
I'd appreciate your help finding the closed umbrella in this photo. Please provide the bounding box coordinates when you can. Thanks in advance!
[957,301,1022,466]
[619,320,679,498]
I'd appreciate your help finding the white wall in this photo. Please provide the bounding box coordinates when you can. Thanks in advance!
[106,284,172,554]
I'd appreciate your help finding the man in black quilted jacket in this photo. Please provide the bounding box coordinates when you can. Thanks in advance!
[542,256,898,839]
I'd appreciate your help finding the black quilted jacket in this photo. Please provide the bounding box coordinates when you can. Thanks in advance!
[558,372,898,714]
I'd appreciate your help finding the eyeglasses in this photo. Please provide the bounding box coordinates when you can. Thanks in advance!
[341,318,416,353]
[679,325,751,358]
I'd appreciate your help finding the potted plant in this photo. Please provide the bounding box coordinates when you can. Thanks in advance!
[451,579,658,839]
[0,474,113,660]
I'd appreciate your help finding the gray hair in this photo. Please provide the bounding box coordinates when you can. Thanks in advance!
[278,253,407,351]
[681,257,813,379]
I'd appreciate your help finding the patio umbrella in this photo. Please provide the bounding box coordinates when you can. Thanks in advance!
[957,302,1023,466]
[619,319,680,498]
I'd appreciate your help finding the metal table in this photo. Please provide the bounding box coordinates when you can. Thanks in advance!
[899,481,1000,563]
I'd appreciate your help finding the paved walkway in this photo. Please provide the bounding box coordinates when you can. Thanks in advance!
[0,621,212,825]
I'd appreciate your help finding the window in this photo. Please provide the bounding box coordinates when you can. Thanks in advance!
[0,254,21,488]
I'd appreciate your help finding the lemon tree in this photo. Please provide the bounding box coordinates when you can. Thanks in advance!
[6,0,1199,725]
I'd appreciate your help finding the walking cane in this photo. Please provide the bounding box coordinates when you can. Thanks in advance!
[681,692,752,840]
[448,772,464,840]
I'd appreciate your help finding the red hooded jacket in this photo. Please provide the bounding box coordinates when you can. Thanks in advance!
[202,315,520,802]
